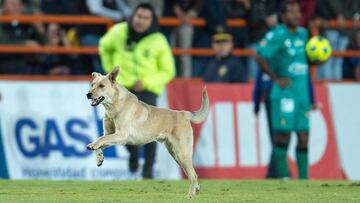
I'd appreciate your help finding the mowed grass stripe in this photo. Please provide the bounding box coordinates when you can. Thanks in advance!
[1,180,360,202]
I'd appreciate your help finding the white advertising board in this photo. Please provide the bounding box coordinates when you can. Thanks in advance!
[0,81,180,180]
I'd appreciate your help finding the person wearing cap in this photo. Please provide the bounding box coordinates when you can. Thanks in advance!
[202,31,248,83]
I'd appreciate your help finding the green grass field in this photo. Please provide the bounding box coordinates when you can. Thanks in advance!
[1,179,359,202]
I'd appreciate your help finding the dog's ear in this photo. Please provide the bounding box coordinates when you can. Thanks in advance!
[92,72,101,78]
[108,66,120,83]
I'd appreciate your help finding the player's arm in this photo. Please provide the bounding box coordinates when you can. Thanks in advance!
[255,55,290,88]
[255,33,290,88]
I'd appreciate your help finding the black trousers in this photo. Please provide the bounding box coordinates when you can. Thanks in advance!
[264,91,276,178]
[126,91,157,179]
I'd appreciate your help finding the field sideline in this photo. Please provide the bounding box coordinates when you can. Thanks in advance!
[1,179,359,202]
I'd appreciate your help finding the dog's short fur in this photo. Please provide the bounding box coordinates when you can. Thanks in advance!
[86,66,209,199]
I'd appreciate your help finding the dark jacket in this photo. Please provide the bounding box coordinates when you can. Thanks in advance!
[315,0,358,19]
[74,0,118,36]
[203,55,247,83]
[247,0,280,43]
[0,9,43,74]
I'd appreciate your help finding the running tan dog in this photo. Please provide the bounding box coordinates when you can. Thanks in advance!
[86,66,209,199]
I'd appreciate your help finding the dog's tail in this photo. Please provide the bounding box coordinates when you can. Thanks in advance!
[185,87,209,124]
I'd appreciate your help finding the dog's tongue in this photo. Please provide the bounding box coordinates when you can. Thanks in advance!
[90,96,104,106]
[91,99,97,106]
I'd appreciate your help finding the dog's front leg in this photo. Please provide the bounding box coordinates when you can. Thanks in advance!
[103,116,115,135]
[87,132,128,151]
[95,150,104,167]
[94,117,115,166]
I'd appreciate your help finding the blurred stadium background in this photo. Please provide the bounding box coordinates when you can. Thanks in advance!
[0,0,359,186]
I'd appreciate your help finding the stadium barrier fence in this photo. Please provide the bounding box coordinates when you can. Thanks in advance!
[0,15,359,81]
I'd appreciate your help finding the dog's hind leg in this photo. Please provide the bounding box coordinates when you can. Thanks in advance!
[164,141,180,166]
[166,130,199,199]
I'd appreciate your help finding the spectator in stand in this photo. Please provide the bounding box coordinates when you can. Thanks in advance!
[343,30,360,81]
[245,0,279,79]
[164,0,204,78]
[298,0,316,27]
[0,0,45,74]
[191,0,226,77]
[36,23,79,75]
[203,30,247,83]
[40,0,80,14]
[220,0,251,78]
[271,0,315,27]
[73,0,132,74]
[85,0,132,21]
[40,0,90,75]
[315,0,359,80]
[222,0,251,48]
[126,0,163,17]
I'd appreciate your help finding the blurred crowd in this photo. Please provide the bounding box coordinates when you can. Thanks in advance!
[0,0,359,81]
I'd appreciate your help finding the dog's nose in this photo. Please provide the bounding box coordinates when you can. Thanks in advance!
[86,92,92,99]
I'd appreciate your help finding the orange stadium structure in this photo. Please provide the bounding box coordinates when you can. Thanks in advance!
[0,15,358,59]
[0,15,358,81]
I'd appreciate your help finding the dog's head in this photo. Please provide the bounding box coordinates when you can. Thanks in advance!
[86,66,120,106]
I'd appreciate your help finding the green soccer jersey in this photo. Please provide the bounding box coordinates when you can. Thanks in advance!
[256,24,310,105]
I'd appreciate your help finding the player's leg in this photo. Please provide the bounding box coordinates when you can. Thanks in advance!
[272,132,291,178]
[296,131,309,179]
[269,88,296,178]
[295,104,311,179]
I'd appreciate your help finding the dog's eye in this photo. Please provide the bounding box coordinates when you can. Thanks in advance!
[99,84,105,88]
[91,83,94,87]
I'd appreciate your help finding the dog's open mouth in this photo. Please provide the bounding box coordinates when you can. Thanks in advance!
[91,96,105,106]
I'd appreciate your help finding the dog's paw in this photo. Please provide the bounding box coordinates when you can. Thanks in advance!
[195,184,200,194]
[184,193,195,199]
[86,143,96,151]
[97,158,104,167]
[96,151,104,167]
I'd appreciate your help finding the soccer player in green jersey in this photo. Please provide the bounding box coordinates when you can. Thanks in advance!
[255,0,311,179]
